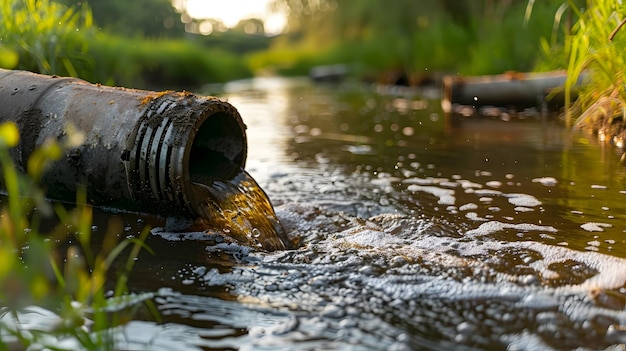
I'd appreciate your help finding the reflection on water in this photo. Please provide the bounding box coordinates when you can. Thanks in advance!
[162,77,626,350]
[10,77,626,350]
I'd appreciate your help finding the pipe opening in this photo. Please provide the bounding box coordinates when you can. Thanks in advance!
[189,111,246,184]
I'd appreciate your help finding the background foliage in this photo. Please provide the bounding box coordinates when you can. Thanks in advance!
[1,0,584,90]
[262,0,578,81]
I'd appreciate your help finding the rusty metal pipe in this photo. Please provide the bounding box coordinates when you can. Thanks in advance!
[0,69,247,218]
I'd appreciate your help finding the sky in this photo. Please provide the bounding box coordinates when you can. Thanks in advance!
[179,0,287,35]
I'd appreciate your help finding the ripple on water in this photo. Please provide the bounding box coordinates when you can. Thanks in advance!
[145,202,626,350]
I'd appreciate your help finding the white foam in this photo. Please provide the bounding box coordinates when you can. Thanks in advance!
[532,177,558,186]
[403,177,437,185]
[459,203,478,211]
[337,228,406,248]
[406,184,456,205]
[439,181,460,188]
[207,242,252,253]
[152,229,221,242]
[473,189,502,196]
[506,194,541,207]
[456,180,483,189]
[485,181,502,188]
[465,212,488,221]
[580,222,612,232]
[466,221,557,237]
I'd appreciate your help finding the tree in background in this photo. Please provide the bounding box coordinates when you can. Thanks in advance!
[269,0,574,79]
[55,0,185,37]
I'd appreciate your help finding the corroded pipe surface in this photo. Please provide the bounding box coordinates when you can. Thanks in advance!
[0,69,247,218]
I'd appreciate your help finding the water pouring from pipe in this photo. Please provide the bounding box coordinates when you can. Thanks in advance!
[0,69,291,251]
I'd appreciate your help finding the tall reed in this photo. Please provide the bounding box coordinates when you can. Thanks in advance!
[553,0,626,131]
[0,0,94,76]
[0,121,153,349]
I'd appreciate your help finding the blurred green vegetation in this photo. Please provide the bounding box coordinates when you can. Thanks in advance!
[552,0,626,129]
[0,120,153,350]
[83,33,252,89]
[0,0,261,89]
[0,0,594,89]
[0,0,93,77]
[261,0,578,82]
[54,0,186,38]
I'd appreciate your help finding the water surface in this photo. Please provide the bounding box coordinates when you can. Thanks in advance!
[29,78,626,350]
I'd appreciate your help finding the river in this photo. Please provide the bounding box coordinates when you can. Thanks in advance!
[63,77,626,349]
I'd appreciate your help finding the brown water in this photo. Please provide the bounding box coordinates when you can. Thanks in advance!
[190,170,292,251]
[17,77,626,350]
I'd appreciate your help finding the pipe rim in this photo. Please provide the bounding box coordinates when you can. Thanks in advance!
[129,92,247,217]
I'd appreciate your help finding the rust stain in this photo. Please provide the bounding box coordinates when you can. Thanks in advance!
[139,90,172,106]
[140,96,154,105]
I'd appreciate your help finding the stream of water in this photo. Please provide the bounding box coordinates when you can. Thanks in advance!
[190,169,292,251]
[14,77,626,350]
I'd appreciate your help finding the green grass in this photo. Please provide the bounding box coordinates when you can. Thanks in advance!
[0,0,252,90]
[551,0,626,130]
[0,4,164,347]
[0,0,93,76]
[0,124,154,349]
[83,33,252,89]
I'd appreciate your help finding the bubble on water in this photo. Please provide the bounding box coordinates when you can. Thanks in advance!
[581,222,612,232]
[465,212,487,221]
[457,179,483,189]
[465,221,557,237]
[459,203,478,211]
[429,180,452,188]
[486,180,502,188]
[321,304,346,319]
[474,189,502,196]
[506,194,541,207]
[193,266,207,275]
[169,203,626,349]
[406,184,455,205]
[591,184,608,189]
[151,228,226,242]
[336,227,407,249]
[404,177,435,185]
[538,233,555,240]
[532,177,558,186]
[344,144,373,155]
